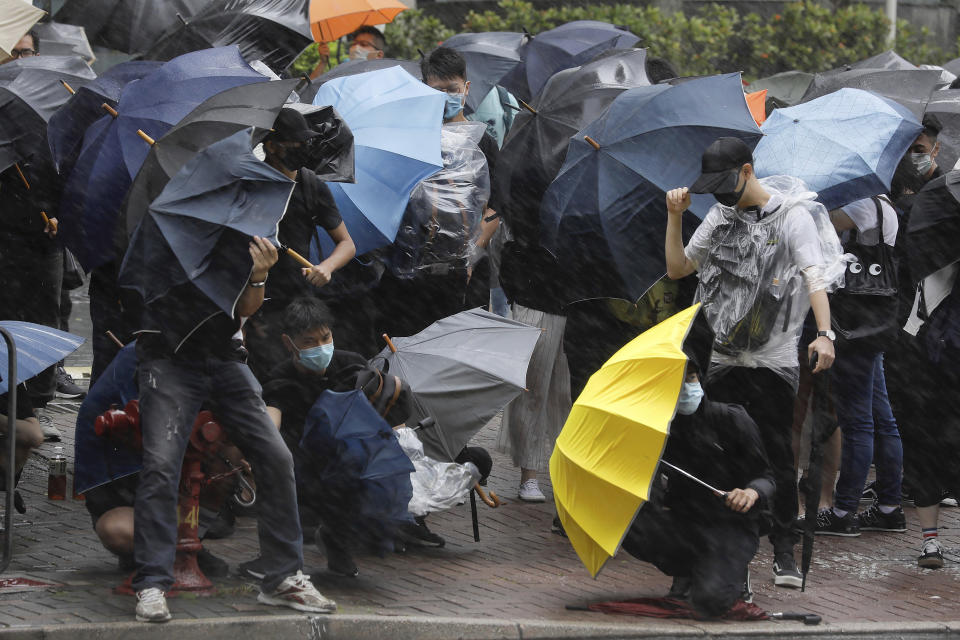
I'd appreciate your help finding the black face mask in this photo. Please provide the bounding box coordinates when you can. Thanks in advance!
[714,178,746,208]
[273,141,316,172]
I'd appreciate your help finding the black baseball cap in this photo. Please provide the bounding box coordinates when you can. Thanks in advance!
[690,137,753,194]
[268,108,321,143]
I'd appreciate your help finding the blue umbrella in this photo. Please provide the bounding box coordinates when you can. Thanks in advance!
[753,88,923,210]
[540,73,763,302]
[311,66,444,256]
[500,21,639,103]
[47,60,162,176]
[73,342,140,494]
[298,390,415,553]
[119,127,294,323]
[59,46,268,271]
[443,31,525,113]
[0,322,85,394]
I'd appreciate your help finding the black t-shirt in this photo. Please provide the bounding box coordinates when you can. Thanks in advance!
[478,132,500,215]
[0,158,60,252]
[0,383,35,420]
[268,168,344,303]
[136,282,242,361]
[261,350,367,452]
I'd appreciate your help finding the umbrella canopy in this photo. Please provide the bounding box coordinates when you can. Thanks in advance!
[54,0,210,54]
[943,57,960,79]
[496,48,651,250]
[33,21,95,62]
[298,389,414,550]
[925,90,960,172]
[443,31,525,114]
[753,88,922,210]
[500,20,639,103]
[119,128,295,321]
[550,303,712,577]
[375,308,542,461]
[847,50,917,71]
[746,89,767,126]
[906,170,960,283]
[0,0,44,60]
[300,57,421,103]
[540,73,762,302]
[143,0,313,74]
[800,68,942,121]
[311,66,444,256]
[47,60,161,175]
[0,55,96,173]
[0,321,84,394]
[58,46,268,270]
[747,71,813,106]
[309,0,407,42]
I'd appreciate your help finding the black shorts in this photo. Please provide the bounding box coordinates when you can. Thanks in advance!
[84,474,138,530]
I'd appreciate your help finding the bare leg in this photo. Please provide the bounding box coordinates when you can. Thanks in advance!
[96,506,135,556]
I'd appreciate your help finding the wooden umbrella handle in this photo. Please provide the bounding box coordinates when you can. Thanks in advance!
[279,244,314,268]
[40,212,57,233]
[474,484,502,508]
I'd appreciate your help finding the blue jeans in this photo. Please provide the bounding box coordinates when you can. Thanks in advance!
[132,353,303,592]
[832,350,903,513]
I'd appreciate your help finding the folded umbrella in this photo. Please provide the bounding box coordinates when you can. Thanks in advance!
[54,0,210,54]
[906,170,960,282]
[298,389,414,553]
[444,31,525,114]
[309,0,407,43]
[754,88,922,210]
[924,90,960,173]
[58,46,268,271]
[550,303,712,577]
[0,0,45,60]
[143,0,313,74]
[311,66,444,256]
[747,70,813,106]
[119,127,294,335]
[540,73,762,302]
[800,68,942,120]
[375,307,542,462]
[300,57,421,104]
[500,20,639,103]
[0,321,85,394]
[33,21,95,62]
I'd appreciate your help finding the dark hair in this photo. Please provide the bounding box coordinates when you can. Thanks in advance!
[921,113,942,140]
[282,297,334,337]
[645,56,678,84]
[25,29,39,53]
[350,26,386,51]
[420,46,467,82]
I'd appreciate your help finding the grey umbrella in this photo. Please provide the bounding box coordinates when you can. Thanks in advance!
[747,70,813,105]
[374,308,542,462]
[800,68,943,120]
[33,21,95,63]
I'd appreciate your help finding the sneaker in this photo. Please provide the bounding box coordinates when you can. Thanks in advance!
[55,366,85,399]
[37,411,61,442]
[666,576,691,600]
[919,538,944,569]
[861,480,878,504]
[772,551,803,589]
[135,587,171,623]
[810,508,860,537]
[316,527,359,577]
[741,569,753,604]
[397,517,445,548]
[856,503,906,532]
[518,479,546,502]
[238,556,266,580]
[551,515,567,538]
[941,491,958,507]
[257,570,337,613]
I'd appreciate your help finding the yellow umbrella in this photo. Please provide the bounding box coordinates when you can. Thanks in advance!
[309,0,408,43]
[0,0,44,60]
[549,303,711,577]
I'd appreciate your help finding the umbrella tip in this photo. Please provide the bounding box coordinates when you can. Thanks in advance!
[584,135,601,150]
[518,99,537,115]
[60,79,76,94]
[176,12,188,25]
[382,333,398,354]
[101,103,119,118]
[136,129,156,146]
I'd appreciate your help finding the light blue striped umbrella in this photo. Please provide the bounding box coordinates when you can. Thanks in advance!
[753,88,923,210]
[0,322,84,394]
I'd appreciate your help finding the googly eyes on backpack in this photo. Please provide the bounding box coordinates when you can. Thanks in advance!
[868,264,882,276]
[849,262,862,274]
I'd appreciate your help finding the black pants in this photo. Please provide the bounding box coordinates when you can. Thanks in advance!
[622,504,758,618]
[707,366,797,554]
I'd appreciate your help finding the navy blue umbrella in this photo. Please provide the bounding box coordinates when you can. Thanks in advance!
[0,322,85,395]
[500,21,639,103]
[298,390,415,553]
[54,0,211,54]
[119,127,294,320]
[443,31,525,113]
[58,46,268,271]
[540,73,763,302]
[47,60,161,176]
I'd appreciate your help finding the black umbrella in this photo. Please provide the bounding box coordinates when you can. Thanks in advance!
[907,170,960,283]
[496,48,650,248]
[925,90,960,172]
[33,21,96,62]
[802,359,836,591]
[846,50,917,71]
[142,0,313,73]
[0,55,96,173]
[300,58,421,103]
[799,68,942,120]
[282,103,356,183]
[55,0,211,54]
[944,57,960,79]
[443,31,525,114]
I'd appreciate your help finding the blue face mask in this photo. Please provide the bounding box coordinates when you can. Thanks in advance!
[676,381,704,415]
[444,92,464,119]
[298,341,334,372]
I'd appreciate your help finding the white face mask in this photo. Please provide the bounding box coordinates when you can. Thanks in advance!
[909,152,933,176]
[349,44,377,60]
[676,381,704,415]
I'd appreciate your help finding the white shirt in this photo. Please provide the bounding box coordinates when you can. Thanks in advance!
[839,197,898,246]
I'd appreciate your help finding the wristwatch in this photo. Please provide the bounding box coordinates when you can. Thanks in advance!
[817,330,836,341]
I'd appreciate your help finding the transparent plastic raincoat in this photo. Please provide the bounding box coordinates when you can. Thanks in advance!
[395,427,481,517]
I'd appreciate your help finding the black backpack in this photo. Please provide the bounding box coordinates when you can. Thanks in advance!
[830,196,899,350]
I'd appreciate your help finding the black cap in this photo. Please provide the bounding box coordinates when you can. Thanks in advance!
[922,113,942,139]
[269,107,321,143]
[690,137,753,194]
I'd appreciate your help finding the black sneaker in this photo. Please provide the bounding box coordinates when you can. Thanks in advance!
[397,517,445,548]
[861,480,878,504]
[810,508,860,537]
[55,366,86,399]
[741,569,753,604]
[856,503,906,532]
[551,515,567,538]
[666,576,691,600]
[919,539,944,569]
[941,491,958,507]
[316,527,359,577]
[773,551,803,589]
[238,556,266,580]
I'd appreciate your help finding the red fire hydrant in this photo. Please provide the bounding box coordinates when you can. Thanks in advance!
[96,401,230,597]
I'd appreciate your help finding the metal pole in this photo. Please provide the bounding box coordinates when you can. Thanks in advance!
[1,327,18,574]
[886,0,897,44]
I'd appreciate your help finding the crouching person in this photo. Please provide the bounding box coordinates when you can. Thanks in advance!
[621,366,774,618]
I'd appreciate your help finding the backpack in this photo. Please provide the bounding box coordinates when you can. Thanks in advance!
[830,197,899,350]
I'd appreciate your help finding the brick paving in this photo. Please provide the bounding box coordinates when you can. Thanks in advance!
[2,287,959,631]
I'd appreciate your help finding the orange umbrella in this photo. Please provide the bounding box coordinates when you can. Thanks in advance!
[309,0,408,42]
[746,89,767,126]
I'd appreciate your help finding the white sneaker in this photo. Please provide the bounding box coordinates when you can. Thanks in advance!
[135,587,171,623]
[257,570,337,613]
[518,479,546,502]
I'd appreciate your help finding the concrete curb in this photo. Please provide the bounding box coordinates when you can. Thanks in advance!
[2,614,960,640]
